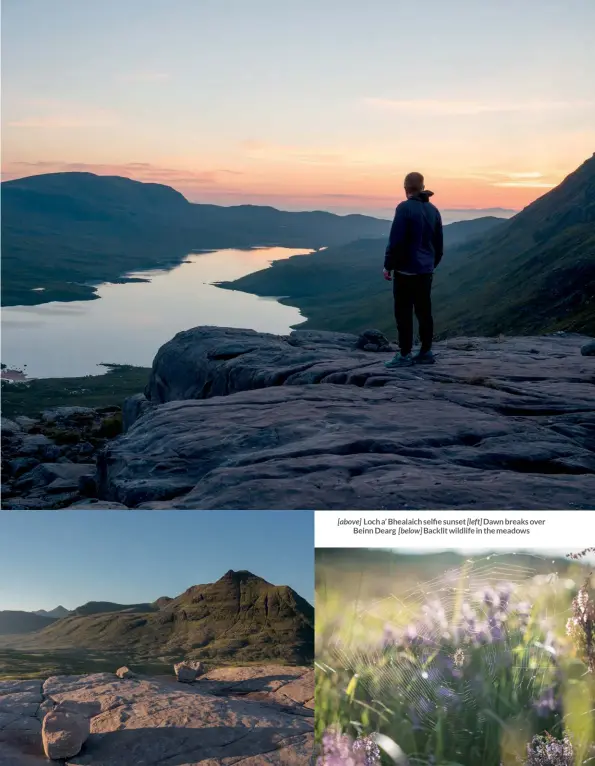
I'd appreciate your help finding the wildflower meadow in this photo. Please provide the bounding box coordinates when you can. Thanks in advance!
[315,549,595,766]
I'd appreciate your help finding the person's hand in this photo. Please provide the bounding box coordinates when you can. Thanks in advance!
[383,269,392,281]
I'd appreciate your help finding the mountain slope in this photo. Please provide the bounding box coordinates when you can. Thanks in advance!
[224,155,595,337]
[1,172,391,306]
[0,611,57,635]
[7,571,314,664]
[222,216,507,334]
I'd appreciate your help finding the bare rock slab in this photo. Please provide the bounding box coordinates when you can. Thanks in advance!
[94,328,595,510]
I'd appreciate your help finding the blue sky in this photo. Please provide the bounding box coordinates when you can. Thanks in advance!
[0,511,314,611]
[2,0,594,215]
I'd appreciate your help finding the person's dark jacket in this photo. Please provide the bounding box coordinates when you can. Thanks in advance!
[383,190,443,274]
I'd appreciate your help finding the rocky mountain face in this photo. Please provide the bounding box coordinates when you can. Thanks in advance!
[0,665,314,765]
[1,171,391,306]
[6,571,314,665]
[223,154,595,337]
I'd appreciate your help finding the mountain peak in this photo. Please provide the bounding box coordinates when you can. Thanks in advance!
[217,569,269,586]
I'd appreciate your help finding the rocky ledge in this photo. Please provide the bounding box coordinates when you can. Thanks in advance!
[0,665,313,765]
[3,327,595,510]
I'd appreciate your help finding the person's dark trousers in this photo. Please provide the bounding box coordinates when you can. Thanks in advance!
[393,273,434,356]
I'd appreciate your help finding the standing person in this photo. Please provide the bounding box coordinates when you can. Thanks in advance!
[382,172,443,367]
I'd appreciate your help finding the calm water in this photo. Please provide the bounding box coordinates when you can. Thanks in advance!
[1,247,308,378]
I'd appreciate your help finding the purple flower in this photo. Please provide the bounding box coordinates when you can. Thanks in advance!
[317,729,381,766]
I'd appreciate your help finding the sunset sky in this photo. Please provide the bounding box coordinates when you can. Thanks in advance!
[2,0,594,216]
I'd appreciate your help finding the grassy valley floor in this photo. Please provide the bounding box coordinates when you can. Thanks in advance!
[1,364,150,418]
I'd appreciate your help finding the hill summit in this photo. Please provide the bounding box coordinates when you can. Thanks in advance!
[5,570,314,665]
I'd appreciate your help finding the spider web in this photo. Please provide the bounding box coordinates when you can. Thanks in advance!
[325,552,570,726]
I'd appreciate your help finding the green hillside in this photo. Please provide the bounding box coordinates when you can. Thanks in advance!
[1,171,391,306]
[4,570,314,665]
[224,155,595,337]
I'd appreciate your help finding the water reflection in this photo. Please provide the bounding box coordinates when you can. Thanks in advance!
[1,247,308,378]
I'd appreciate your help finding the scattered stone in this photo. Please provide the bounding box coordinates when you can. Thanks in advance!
[76,441,95,457]
[14,463,94,493]
[1,416,22,438]
[115,667,135,679]
[174,660,203,683]
[7,457,39,478]
[62,499,130,509]
[355,329,392,351]
[1,406,122,510]
[41,406,97,424]
[0,484,14,499]
[17,434,56,459]
[581,339,595,356]
[42,708,89,760]
[13,416,38,432]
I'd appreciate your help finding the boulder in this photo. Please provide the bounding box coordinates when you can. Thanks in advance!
[14,463,94,494]
[355,329,393,351]
[0,417,22,438]
[7,457,39,478]
[122,393,154,432]
[16,434,58,460]
[581,339,595,356]
[42,708,89,760]
[174,660,203,683]
[115,666,135,679]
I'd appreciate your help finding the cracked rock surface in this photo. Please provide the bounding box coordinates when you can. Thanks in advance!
[92,327,594,510]
[0,665,313,764]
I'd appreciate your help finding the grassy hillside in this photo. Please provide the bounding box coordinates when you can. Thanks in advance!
[3,571,314,665]
[1,172,391,306]
[224,155,595,337]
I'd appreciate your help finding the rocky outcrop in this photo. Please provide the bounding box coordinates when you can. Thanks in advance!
[174,660,203,683]
[5,326,593,511]
[91,327,594,510]
[1,406,121,510]
[0,667,313,764]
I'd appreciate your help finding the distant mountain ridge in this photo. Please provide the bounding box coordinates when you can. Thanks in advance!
[223,154,595,337]
[0,611,58,635]
[33,606,71,619]
[1,570,314,664]
[1,171,391,306]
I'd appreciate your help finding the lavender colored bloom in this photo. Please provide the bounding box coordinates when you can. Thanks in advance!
[521,733,573,765]
[352,735,381,766]
[533,686,559,717]
[317,729,381,766]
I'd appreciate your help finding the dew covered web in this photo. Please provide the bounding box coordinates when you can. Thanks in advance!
[325,552,572,727]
